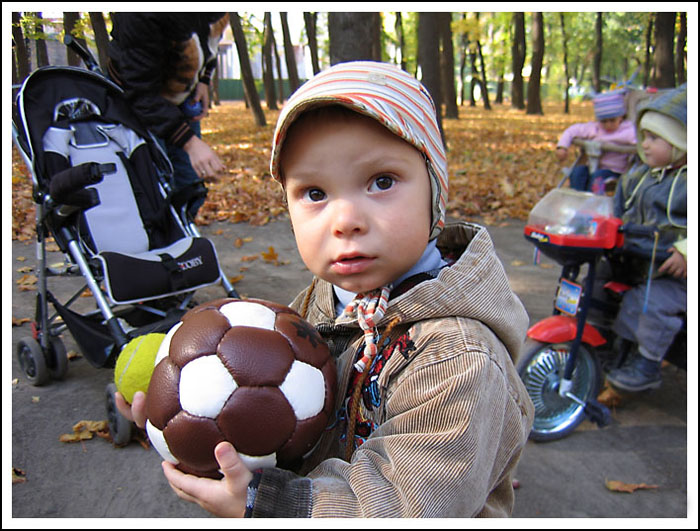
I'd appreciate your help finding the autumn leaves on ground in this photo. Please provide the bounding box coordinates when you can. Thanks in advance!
[11,99,592,241]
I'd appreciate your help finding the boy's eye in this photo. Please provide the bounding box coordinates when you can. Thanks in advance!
[370,175,395,192]
[304,188,326,202]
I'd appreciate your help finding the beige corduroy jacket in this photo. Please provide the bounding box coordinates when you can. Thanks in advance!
[250,222,534,518]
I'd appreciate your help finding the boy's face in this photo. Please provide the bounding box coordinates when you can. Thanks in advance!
[641,130,674,167]
[280,111,432,294]
[600,116,623,133]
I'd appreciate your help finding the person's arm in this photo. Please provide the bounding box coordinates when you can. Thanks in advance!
[110,14,196,148]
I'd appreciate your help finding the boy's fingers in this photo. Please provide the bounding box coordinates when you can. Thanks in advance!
[113,391,134,422]
[130,391,147,428]
[215,442,253,487]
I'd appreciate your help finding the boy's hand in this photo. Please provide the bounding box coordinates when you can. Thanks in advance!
[114,390,147,429]
[658,247,687,279]
[555,146,568,162]
[162,441,253,518]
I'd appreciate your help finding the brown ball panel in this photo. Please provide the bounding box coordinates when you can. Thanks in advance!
[274,313,331,368]
[217,327,294,386]
[218,387,296,456]
[169,309,231,367]
[163,411,225,474]
[321,358,338,417]
[276,413,329,465]
[175,461,222,480]
[145,358,182,430]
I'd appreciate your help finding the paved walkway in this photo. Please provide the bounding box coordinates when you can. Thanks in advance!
[9,217,693,521]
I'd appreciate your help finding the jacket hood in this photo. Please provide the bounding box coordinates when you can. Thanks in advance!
[389,223,529,359]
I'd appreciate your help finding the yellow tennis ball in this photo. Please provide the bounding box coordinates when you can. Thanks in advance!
[113,333,166,404]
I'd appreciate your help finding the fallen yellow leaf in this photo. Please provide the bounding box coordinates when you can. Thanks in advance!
[59,420,110,443]
[605,479,658,493]
[261,246,279,263]
[597,383,625,408]
[12,467,27,484]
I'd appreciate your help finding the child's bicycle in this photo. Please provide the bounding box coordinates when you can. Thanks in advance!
[517,188,685,441]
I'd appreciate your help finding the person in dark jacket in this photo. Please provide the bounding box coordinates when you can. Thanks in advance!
[606,85,687,392]
[107,12,229,216]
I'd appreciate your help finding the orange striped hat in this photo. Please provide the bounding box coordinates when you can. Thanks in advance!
[270,61,448,241]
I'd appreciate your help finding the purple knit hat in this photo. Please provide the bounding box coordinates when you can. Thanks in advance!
[593,90,626,120]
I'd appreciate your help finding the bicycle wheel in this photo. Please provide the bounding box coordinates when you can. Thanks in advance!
[517,339,602,441]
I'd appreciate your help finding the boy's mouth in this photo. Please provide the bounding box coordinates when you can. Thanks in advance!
[331,253,375,275]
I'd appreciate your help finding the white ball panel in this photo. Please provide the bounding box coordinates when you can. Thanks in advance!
[279,360,325,420]
[237,452,277,471]
[146,420,179,464]
[219,301,276,330]
[179,355,237,418]
[155,321,182,366]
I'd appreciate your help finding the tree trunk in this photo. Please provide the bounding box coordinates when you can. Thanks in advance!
[592,12,602,93]
[469,46,478,107]
[476,37,491,110]
[653,12,676,88]
[229,12,266,126]
[676,12,686,85]
[63,12,88,67]
[526,12,544,115]
[328,12,379,65]
[560,13,571,114]
[88,12,110,71]
[12,12,31,83]
[495,75,504,104]
[438,13,458,118]
[459,32,468,106]
[395,12,407,71]
[34,12,50,67]
[262,13,278,110]
[643,14,654,87]
[303,12,320,76]
[417,12,445,147]
[272,30,284,103]
[511,12,525,110]
[280,12,301,93]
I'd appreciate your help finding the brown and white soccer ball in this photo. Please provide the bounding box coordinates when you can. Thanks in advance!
[144,298,336,478]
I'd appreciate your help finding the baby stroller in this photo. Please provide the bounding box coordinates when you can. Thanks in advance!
[12,37,239,442]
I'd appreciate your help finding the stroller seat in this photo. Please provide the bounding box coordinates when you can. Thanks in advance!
[43,116,220,304]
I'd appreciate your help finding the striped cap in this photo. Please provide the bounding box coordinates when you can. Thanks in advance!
[270,61,448,241]
[593,90,626,120]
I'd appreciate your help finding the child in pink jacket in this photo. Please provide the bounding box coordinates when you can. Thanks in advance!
[556,90,637,194]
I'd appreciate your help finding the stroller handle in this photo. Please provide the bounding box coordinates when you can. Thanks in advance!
[49,162,116,209]
[64,35,102,74]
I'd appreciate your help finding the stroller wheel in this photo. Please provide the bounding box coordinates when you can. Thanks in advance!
[517,339,601,441]
[16,337,50,386]
[105,383,133,447]
[47,336,69,381]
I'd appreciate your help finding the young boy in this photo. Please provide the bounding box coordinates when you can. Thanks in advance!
[556,90,637,193]
[605,84,687,392]
[117,61,534,517]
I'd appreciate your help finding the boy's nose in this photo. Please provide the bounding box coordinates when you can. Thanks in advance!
[330,199,368,236]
